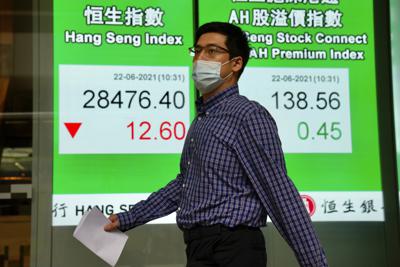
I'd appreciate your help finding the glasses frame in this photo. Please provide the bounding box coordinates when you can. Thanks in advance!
[188,44,230,58]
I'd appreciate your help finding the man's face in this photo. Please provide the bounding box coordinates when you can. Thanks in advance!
[193,32,234,79]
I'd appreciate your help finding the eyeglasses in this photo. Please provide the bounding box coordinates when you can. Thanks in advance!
[188,45,230,58]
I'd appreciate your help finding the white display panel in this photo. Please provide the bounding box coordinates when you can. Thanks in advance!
[239,67,352,153]
[59,64,190,154]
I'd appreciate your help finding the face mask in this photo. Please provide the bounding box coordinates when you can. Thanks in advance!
[192,59,235,94]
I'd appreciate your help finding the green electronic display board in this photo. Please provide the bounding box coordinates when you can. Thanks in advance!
[52,0,195,225]
[53,0,383,225]
[198,0,383,221]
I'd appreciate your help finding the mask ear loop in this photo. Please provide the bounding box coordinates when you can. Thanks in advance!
[222,71,233,80]
[221,57,238,80]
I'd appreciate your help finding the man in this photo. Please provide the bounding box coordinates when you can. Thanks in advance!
[105,22,328,267]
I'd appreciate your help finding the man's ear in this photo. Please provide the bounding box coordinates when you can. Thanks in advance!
[232,57,243,75]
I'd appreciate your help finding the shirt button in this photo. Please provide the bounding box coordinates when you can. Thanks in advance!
[190,138,194,142]
[206,112,209,116]
[182,183,186,188]
[177,207,181,211]
[187,161,190,165]
[198,117,202,121]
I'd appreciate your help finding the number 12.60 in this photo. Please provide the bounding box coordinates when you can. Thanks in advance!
[127,121,186,141]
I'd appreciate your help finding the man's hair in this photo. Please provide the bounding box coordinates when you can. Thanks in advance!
[195,22,250,78]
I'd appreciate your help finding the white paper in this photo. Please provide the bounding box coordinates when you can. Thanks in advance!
[73,207,128,266]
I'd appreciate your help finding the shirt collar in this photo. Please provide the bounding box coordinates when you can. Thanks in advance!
[196,84,239,114]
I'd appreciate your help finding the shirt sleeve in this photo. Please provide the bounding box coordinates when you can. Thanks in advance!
[234,109,328,267]
[116,173,183,232]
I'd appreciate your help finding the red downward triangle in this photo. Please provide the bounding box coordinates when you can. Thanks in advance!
[64,122,82,138]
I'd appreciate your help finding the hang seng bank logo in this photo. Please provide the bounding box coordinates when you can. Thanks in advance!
[301,195,316,217]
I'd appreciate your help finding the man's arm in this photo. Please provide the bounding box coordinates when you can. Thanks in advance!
[234,109,328,267]
[109,173,183,232]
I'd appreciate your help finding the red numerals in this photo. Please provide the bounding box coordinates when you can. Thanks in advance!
[127,121,186,141]
[160,121,172,140]
[174,121,185,140]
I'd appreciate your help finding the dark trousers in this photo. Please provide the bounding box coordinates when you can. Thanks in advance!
[183,225,267,267]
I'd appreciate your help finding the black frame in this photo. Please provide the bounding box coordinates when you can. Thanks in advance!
[374,0,400,265]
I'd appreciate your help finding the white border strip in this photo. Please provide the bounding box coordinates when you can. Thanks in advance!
[52,191,384,226]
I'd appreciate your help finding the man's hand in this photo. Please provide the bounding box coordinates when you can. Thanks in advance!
[104,214,120,232]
